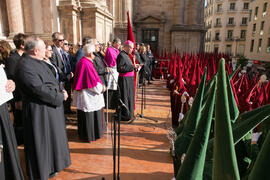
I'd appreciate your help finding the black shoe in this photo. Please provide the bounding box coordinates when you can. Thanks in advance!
[49,172,58,178]
[148,82,153,85]
[127,117,136,124]
[151,78,155,81]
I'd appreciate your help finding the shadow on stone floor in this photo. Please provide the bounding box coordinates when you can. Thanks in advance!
[77,171,173,180]
[69,147,172,164]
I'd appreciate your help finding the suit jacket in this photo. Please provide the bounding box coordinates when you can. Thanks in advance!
[51,45,65,72]
[5,50,21,80]
[5,50,22,101]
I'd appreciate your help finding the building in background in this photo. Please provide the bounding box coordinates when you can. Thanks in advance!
[245,0,270,62]
[204,0,250,57]
[0,0,205,52]
[133,0,205,53]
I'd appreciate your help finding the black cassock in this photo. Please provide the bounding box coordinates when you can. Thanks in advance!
[93,52,106,85]
[15,54,71,180]
[0,103,25,180]
[116,51,135,121]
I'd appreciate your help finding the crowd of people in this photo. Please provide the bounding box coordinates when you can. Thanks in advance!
[0,32,155,180]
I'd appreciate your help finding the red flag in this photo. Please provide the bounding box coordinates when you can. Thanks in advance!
[127,11,137,109]
[127,11,135,50]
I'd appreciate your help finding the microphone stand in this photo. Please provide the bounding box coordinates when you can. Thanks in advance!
[102,57,130,180]
[136,64,158,123]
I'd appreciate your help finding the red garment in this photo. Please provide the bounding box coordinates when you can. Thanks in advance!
[73,56,102,91]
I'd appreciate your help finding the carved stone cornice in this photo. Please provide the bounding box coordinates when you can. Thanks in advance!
[133,14,166,25]
[81,6,113,20]
[170,24,206,32]
[58,4,82,13]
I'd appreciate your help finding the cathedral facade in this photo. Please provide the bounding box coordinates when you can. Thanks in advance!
[0,0,205,52]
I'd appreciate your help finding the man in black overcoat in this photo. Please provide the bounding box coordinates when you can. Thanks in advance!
[116,40,139,122]
[15,36,71,180]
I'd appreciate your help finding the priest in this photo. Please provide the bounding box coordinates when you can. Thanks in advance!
[116,40,139,122]
[15,36,71,180]
[73,43,106,141]
[104,38,121,109]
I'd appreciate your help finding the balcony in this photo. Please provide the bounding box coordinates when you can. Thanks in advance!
[239,37,246,41]
[215,10,223,14]
[205,38,211,42]
[227,9,237,13]
[214,24,222,27]
[240,23,248,26]
[226,38,234,41]
[213,38,221,41]
[205,24,212,29]
[227,23,236,27]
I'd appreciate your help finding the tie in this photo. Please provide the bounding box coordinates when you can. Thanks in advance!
[61,52,69,74]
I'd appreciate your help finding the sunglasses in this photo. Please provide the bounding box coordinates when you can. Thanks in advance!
[58,39,64,42]
[64,43,69,45]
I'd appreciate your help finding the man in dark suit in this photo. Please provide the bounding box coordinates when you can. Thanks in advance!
[51,32,65,72]
[62,39,74,114]
[5,33,27,145]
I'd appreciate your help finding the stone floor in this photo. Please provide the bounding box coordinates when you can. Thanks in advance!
[18,79,174,180]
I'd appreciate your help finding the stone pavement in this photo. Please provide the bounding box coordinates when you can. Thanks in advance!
[18,79,174,180]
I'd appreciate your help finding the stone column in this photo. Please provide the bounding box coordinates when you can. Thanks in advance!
[5,0,24,37]
[0,0,9,38]
[21,0,33,35]
[58,0,82,44]
[114,0,132,41]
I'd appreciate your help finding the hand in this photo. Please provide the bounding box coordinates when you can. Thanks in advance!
[102,85,107,93]
[133,64,140,70]
[106,67,112,73]
[62,90,68,101]
[5,80,15,93]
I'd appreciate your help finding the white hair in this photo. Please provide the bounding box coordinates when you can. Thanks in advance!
[83,43,95,56]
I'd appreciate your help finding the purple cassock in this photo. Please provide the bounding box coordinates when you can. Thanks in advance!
[73,56,102,90]
[104,46,119,67]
